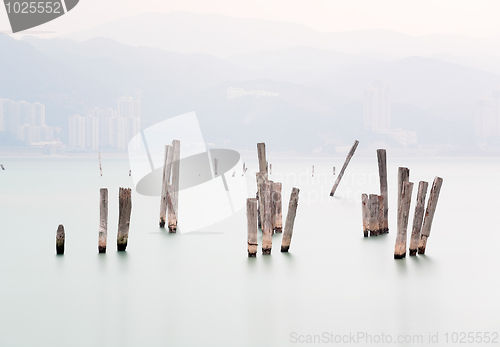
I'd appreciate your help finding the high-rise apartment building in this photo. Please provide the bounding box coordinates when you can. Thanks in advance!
[364,79,391,131]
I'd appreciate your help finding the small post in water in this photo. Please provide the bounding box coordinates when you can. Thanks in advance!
[330,140,359,196]
[409,181,428,256]
[377,149,389,233]
[369,194,379,236]
[56,224,65,255]
[247,198,258,257]
[394,181,413,259]
[377,195,384,235]
[281,188,300,252]
[99,152,103,176]
[397,167,410,224]
[168,140,180,233]
[117,187,132,251]
[418,177,443,255]
[257,143,268,179]
[361,193,369,237]
[159,145,173,228]
[273,182,283,233]
[99,188,108,253]
[262,180,273,255]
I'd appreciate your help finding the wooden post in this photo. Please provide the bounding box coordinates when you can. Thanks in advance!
[394,181,413,259]
[270,180,275,234]
[99,152,102,176]
[418,177,443,255]
[242,167,248,176]
[214,158,218,175]
[257,142,268,179]
[329,140,359,196]
[270,164,272,175]
[99,188,108,253]
[247,198,258,257]
[312,165,314,177]
[168,140,180,233]
[281,188,300,252]
[377,149,389,233]
[262,180,273,255]
[117,187,132,251]
[397,167,410,225]
[369,194,379,236]
[273,182,283,233]
[409,181,428,256]
[159,145,173,228]
[129,170,131,177]
[377,195,384,235]
[232,171,235,177]
[361,193,369,237]
[56,224,65,255]
[255,172,266,228]
[333,167,335,175]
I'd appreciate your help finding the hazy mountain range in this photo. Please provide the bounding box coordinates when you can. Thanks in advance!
[1,12,499,153]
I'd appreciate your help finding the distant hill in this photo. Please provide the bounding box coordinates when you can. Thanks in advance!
[64,12,500,58]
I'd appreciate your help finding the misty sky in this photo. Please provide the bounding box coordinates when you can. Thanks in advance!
[1,0,500,37]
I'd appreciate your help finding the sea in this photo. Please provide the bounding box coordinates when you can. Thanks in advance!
[0,155,498,346]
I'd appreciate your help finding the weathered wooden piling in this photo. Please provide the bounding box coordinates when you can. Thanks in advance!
[418,177,443,255]
[394,181,413,259]
[281,188,300,252]
[312,165,314,177]
[99,188,108,253]
[262,180,273,255]
[409,181,428,256]
[257,142,268,178]
[242,167,248,176]
[333,167,335,175]
[377,149,389,233]
[255,172,266,228]
[56,224,65,255]
[99,152,103,176]
[159,145,173,228]
[270,164,272,175]
[272,182,283,233]
[397,167,410,223]
[117,187,132,251]
[168,140,180,233]
[361,193,369,237]
[247,198,258,257]
[369,194,379,236]
[377,195,384,234]
[129,170,131,177]
[330,140,359,196]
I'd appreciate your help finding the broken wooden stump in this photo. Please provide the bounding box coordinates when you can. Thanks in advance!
[159,145,174,228]
[272,182,283,233]
[255,172,266,228]
[394,181,413,259]
[409,181,428,256]
[261,180,273,255]
[247,198,258,257]
[377,195,384,235]
[117,187,132,251]
[168,140,180,233]
[397,167,410,224]
[418,177,443,255]
[361,193,369,237]
[257,142,268,179]
[330,140,359,196]
[369,194,380,236]
[281,188,300,252]
[99,188,108,253]
[377,149,389,233]
[56,224,65,255]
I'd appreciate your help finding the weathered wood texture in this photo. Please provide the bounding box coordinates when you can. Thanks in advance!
[270,180,276,234]
[394,181,413,259]
[377,149,389,233]
[117,187,132,251]
[377,195,384,235]
[99,188,108,253]
[397,167,410,226]
[159,145,173,228]
[273,182,283,233]
[255,172,266,228]
[247,198,258,257]
[369,194,379,236]
[281,188,300,252]
[330,140,359,196]
[409,181,428,256]
[418,177,443,255]
[168,140,180,233]
[261,180,273,255]
[361,193,369,237]
[257,142,268,179]
[56,224,65,255]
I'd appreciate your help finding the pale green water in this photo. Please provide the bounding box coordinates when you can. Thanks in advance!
[0,156,498,346]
